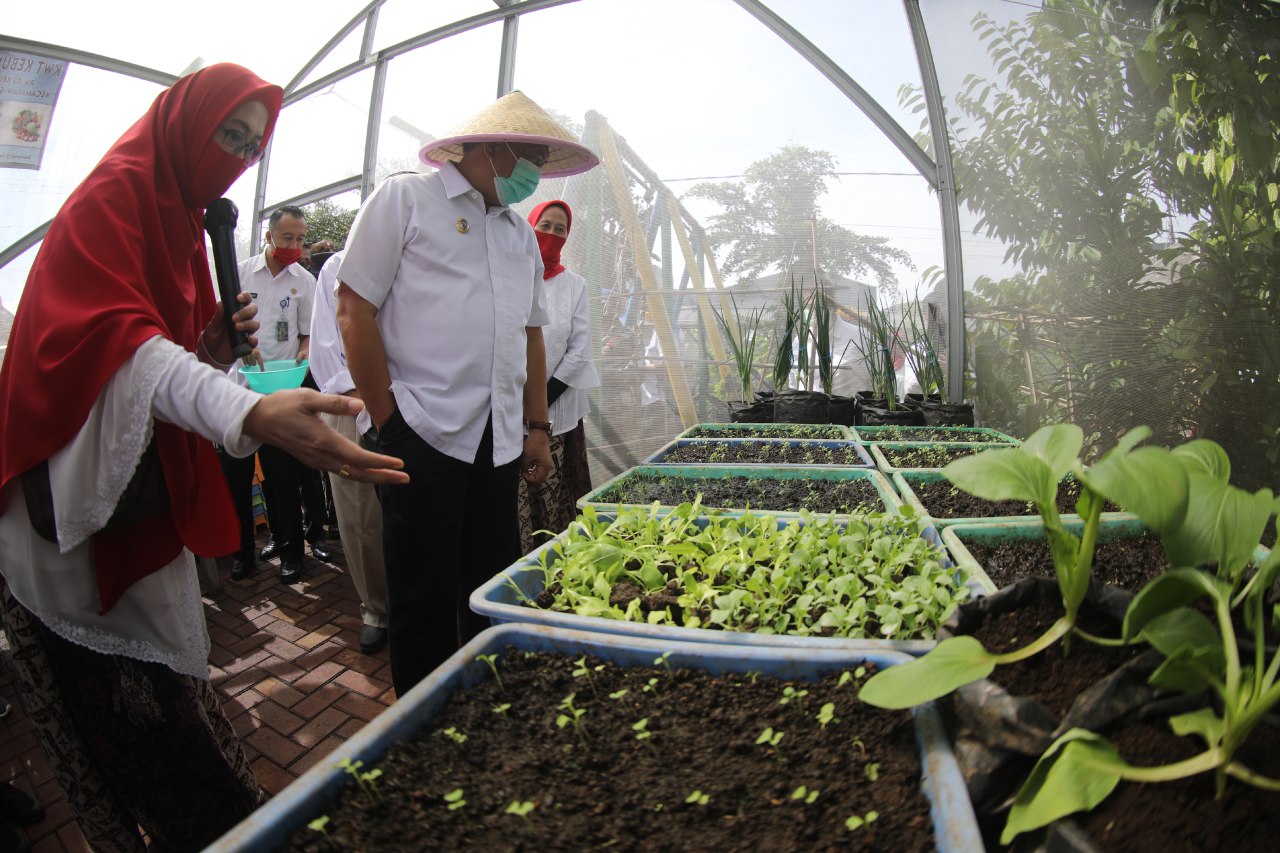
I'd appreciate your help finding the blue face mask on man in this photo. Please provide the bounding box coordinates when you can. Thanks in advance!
[490,143,542,206]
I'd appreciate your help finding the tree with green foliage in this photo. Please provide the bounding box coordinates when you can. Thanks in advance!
[685,145,911,288]
[912,0,1279,497]
[300,198,357,248]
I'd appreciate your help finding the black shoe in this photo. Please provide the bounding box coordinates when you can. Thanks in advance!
[0,783,43,825]
[230,559,257,581]
[308,538,335,562]
[258,538,278,561]
[278,561,304,583]
[358,625,388,654]
[0,818,31,853]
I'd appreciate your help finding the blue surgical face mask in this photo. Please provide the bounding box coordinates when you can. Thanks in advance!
[490,143,542,206]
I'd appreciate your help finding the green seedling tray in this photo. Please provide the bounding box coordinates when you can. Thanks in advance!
[870,442,999,474]
[852,425,1021,445]
[579,464,902,520]
[891,469,1138,529]
[675,422,854,441]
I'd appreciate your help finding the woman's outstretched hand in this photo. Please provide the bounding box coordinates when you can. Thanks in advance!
[243,389,409,485]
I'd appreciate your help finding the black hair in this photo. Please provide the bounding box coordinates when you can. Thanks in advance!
[269,205,306,229]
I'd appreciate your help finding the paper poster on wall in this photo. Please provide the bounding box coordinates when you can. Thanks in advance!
[0,51,68,170]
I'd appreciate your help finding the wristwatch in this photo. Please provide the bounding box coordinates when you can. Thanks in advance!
[525,420,552,435]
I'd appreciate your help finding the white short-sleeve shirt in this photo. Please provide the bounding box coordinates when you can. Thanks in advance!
[336,165,549,466]
[229,254,316,385]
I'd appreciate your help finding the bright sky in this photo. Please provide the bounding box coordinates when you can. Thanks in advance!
[0,0,1019,311]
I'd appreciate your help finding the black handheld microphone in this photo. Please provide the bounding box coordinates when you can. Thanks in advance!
[203,198,254,363]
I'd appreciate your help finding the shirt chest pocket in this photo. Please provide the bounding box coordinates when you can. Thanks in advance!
[497,251,535,324]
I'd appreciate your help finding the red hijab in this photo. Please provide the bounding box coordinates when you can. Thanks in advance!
[0,63,283,612]
[528,199,571,280]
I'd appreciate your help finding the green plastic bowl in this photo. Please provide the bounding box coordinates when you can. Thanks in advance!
[239,359,309,393]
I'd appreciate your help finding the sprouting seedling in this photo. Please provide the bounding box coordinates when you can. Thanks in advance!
[476,653,504,691]
[437,726,467,745]
[492,703,512,725]
[654,652,674,677]
[864,762,880,782]
[850,737,866,759]
[685,790,710,806]
[632,718,652,740]
[642,676,660,694]
[572,656,602,699]
[837,666,867,689]
[335,757,381,802]
[755,727,784,748]
[790,785,820,804]
[556,693,588,747]
[608,688,629,700]
[444,789,467,811]
[505,800,536,827]
[307,815,340,852]
[845,811,879,831]
[816,702,838,728]
[779,686,809,708]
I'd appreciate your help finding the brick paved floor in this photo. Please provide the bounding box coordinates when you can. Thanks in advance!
[0,531,393,852]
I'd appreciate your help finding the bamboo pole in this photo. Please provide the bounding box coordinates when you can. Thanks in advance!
[664,191,731,388]
[595,121,698,427]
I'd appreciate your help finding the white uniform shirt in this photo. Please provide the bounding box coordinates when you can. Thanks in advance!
[229,253,316,385]
[337,164,549,466]
[309,250,371,435]
[542,268,600,436]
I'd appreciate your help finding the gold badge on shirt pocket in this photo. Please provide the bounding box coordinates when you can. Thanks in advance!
[455,218,470,234]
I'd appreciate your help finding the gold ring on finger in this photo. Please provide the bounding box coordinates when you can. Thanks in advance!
[339,464,351,479]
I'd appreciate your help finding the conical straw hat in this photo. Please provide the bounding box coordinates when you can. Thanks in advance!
[420,91,599,178]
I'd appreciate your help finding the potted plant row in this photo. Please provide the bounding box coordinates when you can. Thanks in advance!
[677,422,853,441]
[853,425,1020,445]
[471,501,970,656]
[209,625,983,853]
[857,424,1280,850]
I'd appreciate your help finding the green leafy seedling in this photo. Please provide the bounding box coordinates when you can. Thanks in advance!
[444,789,467,811]
[555,693,588,747]
[779,686,809,707]
[654,652,674,676]
[790,785,820,804]
[608,688,629,700]
[685,790,710,806]
[492,703,512,725]
[476,653,504,691]
[505,800,536,827]
[632,718,652,740]
[755,727,784,748]
[816,702,838,728]
[307,815,339,852]
[642,677,660,694]
[438,726,467,745]
[846,810,879,831]
[864,762,880,782]
[572,656,602,699]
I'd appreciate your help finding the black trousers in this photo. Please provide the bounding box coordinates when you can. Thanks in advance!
[219,444,304,564]
[375,409,520,696]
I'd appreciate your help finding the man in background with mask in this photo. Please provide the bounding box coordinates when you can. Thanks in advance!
[220,205,317,584]
[336,92,599,695]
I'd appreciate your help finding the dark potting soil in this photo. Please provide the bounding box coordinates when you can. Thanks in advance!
[908,478,1120,519]
[879,445,986,468]
[969,602,1139,719]
[594,474,884,514]
[281,650,937,853]
[659,441,866,466]
[966,533,1167,592]
[860,427,1013,444]
[684,424,847,440]
[1077,715,1280,852]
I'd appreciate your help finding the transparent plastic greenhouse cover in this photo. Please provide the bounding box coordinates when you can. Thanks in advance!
[1,0,1276,504]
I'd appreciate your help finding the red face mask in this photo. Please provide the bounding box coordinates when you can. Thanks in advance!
[271,244,302,267]
[188,145,247,209]
[536,230,567,280]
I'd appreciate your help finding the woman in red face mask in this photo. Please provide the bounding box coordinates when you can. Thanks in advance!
[517,200,601,554]
[0,63,405,852]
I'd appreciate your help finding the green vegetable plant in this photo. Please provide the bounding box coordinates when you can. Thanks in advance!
[714,293,766,403]
[790,785,820,804]
[525,501,966,641]
[555,693,588,747]
[850,297,902,408]
[443,789,467,811]
[859,424,1190,709]
[997,439,1280,843]
[772,276,814,391]
[476,653,504,691]
[307,815,338,851]
[504,800,536,827]
[811,277,854,396]
[335,757,383,803]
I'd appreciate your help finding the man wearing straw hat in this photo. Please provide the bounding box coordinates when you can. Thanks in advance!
[336,91,599,695]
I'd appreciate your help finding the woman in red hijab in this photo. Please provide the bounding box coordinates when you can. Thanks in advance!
[0,63,405,851]
[517,200,600,553]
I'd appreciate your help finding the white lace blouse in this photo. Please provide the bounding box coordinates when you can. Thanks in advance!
[0,335,262,679]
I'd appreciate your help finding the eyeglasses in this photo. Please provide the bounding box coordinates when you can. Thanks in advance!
[218,126,264,165]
